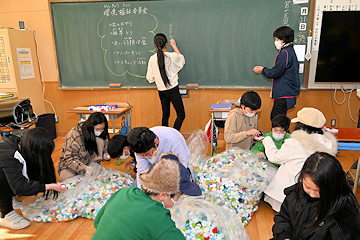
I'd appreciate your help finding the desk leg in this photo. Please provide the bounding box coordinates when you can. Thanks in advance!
[210,113,214,156]
[128,109,132,130]
[111,115,115,134]
[354,157,360,194]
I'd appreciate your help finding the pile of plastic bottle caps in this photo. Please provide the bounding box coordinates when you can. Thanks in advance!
[88,104,118,112]
[21,164,134,222]
[193,148,277,226]
[171,195,250,240]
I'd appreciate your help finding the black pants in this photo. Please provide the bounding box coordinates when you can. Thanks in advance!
[0,173,15,217]
[271,98,288,120]
[158,85,185,131]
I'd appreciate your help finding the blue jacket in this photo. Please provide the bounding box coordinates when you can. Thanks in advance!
[262,44,300,99]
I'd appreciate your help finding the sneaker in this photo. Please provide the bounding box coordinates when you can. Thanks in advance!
[12,197,22,210]
[187,163,196,183]
[0,210,30,230]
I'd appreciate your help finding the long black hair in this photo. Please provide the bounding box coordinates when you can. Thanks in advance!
[296,152,359,227]
[19,127,58,199]
[81,112,109,156]
[154,33,171,88]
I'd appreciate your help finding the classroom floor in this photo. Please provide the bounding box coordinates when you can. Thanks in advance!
[0,137,359,240]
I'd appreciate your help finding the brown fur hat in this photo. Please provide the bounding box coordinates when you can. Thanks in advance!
[140,158,180,196]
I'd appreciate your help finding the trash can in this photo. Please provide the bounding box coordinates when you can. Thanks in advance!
[36,114,57,139]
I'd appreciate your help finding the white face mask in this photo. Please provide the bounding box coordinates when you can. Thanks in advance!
[94,130,103,137]
[273,132,285,141]
[162,198,177,210]
[243,107,255,118]
[120,149,130,159]
[274,40,283,50]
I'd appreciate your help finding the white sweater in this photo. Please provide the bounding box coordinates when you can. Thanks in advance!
[146,52,185,91]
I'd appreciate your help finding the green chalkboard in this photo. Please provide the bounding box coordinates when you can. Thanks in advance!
[51,0,310,88]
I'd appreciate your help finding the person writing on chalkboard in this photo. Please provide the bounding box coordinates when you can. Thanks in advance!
[146,33,186,131]
[253,26,300,121]
[58,112,111,181]
[224,91,262,150]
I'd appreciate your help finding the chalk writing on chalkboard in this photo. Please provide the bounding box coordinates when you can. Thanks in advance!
[52,0,310,88]
[97,3,159,78]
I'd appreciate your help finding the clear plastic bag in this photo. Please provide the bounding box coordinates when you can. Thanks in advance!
[171,195,250,240]
[195,148,278,226]
[21,162,134,222]
[186,129,209,166]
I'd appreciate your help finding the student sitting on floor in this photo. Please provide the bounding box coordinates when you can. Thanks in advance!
[251,114,290,166]
[272,152,360,240]
[0,128,65,230]
[108,134,137,173]
[262,107,338,212]
[58,112,111,181]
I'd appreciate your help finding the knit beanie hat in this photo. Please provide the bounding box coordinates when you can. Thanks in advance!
[140,158,180,196]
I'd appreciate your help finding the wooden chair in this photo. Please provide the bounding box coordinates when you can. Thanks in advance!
[212,99,237,129]
[216,99,238,105]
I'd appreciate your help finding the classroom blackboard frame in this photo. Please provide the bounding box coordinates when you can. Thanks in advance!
[51,0,310,89]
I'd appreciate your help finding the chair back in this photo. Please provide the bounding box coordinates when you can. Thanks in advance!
[216,99,238,104]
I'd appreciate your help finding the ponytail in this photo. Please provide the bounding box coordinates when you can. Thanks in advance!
[154,33,171,88]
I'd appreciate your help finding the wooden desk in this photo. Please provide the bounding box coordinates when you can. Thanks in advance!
[209,108,232,156]
[68,103,133,134]
[0,119,37,136]
[332,128,360,142]
[331,127,360,194]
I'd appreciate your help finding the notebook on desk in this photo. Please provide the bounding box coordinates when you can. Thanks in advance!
[210,103,232,110]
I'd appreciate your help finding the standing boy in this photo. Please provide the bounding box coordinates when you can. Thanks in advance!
[253,26,300,120]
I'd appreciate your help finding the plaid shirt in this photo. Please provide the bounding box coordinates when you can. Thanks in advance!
[58,122,109,175]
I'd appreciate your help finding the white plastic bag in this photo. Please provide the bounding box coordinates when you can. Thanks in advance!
[194,148,277,226]
[186,129,209,166]
[21,163,134,222]
[171,195,250,240]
